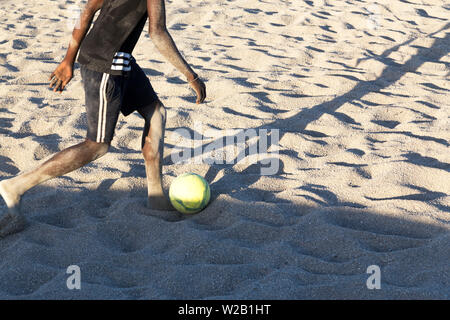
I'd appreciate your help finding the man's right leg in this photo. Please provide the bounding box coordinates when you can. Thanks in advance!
[0,139,109,237]
[138,100,174,211]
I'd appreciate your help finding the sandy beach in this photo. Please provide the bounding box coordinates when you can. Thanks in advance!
[0,0,449,299]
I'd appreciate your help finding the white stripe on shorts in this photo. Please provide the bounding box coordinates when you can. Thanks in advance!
[112,58,130,65]
[114,52,131,59]
[111,64,131,71]
[111,52,132,72]
[97,73,109,143]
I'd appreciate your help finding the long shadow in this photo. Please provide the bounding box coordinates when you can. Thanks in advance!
[180,24,449,198]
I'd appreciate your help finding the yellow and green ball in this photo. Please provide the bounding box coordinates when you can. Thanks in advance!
[169,173,210,214]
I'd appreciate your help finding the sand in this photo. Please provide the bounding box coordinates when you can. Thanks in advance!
[0,0,449,299]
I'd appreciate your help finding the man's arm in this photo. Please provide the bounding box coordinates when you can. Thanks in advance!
[49,0,104,92]
[147,0,206,103]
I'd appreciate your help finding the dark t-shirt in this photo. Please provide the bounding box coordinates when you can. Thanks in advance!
[77,0,148,75]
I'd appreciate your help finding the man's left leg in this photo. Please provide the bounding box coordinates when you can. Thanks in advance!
[138,99,174,211]
[0,139,109,237]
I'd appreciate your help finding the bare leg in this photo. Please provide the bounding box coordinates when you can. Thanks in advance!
[0,139,109,237]
[139,100,174,211]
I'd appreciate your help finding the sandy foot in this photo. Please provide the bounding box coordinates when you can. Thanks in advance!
[147,194,176,211]
[0,180,21,216]
[0,180,27,238]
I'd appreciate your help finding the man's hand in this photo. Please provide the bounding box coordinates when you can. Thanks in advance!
[49,60,73,93]
[189,77,206,104]
[48,0,103,94]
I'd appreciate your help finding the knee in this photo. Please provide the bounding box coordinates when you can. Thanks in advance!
[155,100,166,118]
[142,136,160,161]
[85,139,109,159]
[96,143,110,158]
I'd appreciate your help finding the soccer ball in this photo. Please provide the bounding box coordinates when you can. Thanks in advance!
[169,173,211,214]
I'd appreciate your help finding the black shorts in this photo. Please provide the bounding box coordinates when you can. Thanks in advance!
[80,58,158,143]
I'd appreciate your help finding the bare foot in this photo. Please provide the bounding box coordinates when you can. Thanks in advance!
[0,180,27,237]
[0,180,21,216]
[147,193,176,211]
